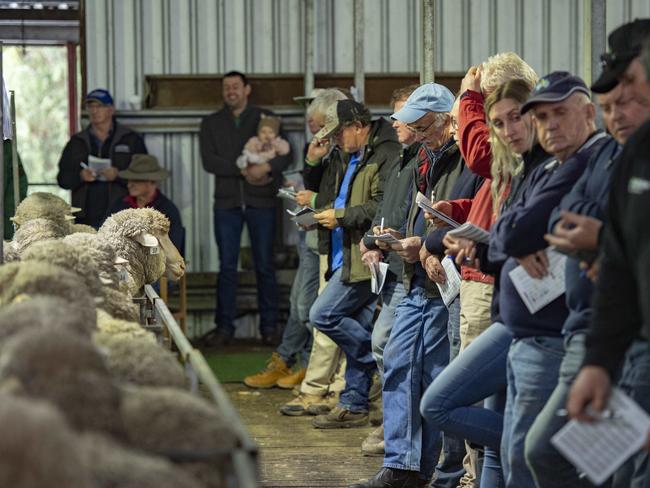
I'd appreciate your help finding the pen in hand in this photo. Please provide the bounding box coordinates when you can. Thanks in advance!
[380,217,384,234]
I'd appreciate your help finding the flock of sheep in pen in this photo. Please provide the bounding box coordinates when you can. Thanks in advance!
[0,192,238,488]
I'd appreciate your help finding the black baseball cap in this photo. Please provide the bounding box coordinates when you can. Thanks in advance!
[592,18,650,94]
[315,99,371,140]
[521,71,590,114]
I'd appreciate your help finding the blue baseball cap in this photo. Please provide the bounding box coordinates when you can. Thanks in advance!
[521,71,590,114]
[85,88,114,106]
[391,83,455,124]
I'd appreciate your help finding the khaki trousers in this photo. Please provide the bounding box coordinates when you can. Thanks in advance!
[458,280,494,487]
[299,254,346,396]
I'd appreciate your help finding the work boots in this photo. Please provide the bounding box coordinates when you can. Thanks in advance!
[243,352,291,388]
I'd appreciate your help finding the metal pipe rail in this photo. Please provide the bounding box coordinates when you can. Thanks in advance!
[140,284,259,488]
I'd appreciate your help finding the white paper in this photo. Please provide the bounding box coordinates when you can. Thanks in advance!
[446,222,491,245]
[88,155,112,182]
[415,192,460,228]
[286,207,317,226]
[435,256,461,307]
[551,388,650,486]
[366,232,403,250]
[508,248,567,314]
[370,261,389,294]
[277,186,297,201]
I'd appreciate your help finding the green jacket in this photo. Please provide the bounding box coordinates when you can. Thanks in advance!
[3,139,28,240]
[402,140,464,295]
[327,118,401,283]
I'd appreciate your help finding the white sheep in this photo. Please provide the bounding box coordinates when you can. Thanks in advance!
[11,191,78,230]
[121,385,238,487]
[0,328,124,438]
[0,393,95,488]
[4,217,70,261]
[98,208,185,295]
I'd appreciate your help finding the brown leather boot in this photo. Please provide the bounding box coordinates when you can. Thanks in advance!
[243,352,291,389]
[276,367,306,389]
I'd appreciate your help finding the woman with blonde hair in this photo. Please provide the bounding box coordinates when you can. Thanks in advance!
[420,78,550,488]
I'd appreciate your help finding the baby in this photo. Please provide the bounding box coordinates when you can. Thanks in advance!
[236,114,291,169]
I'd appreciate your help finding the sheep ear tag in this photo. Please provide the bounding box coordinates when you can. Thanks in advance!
[134,232,160,254]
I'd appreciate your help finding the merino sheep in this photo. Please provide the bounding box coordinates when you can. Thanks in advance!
[22,239,105,298]
[11,191,78,228]
[95,309,155,342]
[4,217,70,261]
[0,261,97,313]
[98,208,185,295]
[0,328,124,438]
[94,334,187,388]
[0,394,95,488]
[0,295,96,347]
[121,385,239,487]
[71,223,97,234]
[79,431,204,488]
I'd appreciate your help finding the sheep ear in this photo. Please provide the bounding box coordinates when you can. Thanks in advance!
[99,275,114,285]
[69,206,82,214]
[134,232,159,248]
[9,216,16,222]
[114,256,129,265]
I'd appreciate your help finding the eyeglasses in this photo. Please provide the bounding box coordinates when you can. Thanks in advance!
[407,116,437,135]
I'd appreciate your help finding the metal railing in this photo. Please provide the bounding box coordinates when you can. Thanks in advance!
[139,284,259,488]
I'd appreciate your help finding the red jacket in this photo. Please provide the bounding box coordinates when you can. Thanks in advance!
[449,90,496,284]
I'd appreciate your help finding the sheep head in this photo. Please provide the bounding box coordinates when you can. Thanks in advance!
[11,192,77,230]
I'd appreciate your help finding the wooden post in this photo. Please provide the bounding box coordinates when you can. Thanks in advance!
[421,0,436,83]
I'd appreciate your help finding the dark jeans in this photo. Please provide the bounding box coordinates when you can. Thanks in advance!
[213,206,278,337]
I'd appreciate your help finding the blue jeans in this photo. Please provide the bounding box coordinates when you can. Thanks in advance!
[277,232,319,368]
[502,336,564,488]
[614,340,650,488]
[524,333,591,488]
[309,268,377,411]
[371,279,407,380]
[422,321,511,488]
[383,287,449,480]
[213,206,277,337]
[447,296,462,361]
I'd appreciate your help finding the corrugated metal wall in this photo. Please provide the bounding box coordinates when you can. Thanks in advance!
[85,0,650,273]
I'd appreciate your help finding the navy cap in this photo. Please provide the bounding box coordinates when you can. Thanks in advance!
[391,82,454,123]
[315,99,371,140]
[85,88,114,106]
[521,71,590,114]
[592,19,650,94]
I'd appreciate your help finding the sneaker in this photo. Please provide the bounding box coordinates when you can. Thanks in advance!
[279,393,329,416]
[276,367,306,389]
[348,467,422,488]
[312,405,369,429]
[305,390,339,415]
[361,425,384,457]
[243,352,291,389]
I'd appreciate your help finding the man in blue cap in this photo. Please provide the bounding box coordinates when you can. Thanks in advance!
[57,88,147,229]
[351,82,466,488]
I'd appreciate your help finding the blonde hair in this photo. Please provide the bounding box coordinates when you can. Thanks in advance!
[484,79,536,214]
[480,52,538,96]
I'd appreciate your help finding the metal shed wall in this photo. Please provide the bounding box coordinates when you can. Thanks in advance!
[85,0,650,272]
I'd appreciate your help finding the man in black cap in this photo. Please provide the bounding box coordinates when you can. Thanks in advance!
[568,19,650,484]
[108,153,183,253]
[57,88,148,229]
[307,99,400,429]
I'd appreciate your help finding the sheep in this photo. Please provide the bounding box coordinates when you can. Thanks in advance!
[11,191,78,229]
[0,295,96,348]
[98,208,185,295]
[0,328,124,438]
[71,223,97,234]
[0,393,95,488]
[121,385,239,487]
[21,239,106,298]
[95,309,155,342]
[4,217,70,261]
[78,431,205,488]
[94,334,187,388]
[0,261,98,313]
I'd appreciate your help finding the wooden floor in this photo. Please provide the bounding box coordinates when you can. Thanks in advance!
[225,383,381,487]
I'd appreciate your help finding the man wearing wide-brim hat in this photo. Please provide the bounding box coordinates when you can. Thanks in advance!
[107,154,184,254]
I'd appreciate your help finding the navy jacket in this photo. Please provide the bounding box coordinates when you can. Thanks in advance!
[492,132,610,338]
[108,190,184,255]
[548,137,620,336]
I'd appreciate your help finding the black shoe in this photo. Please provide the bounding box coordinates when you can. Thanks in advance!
[348,467,420,488]
[197,329,232,348]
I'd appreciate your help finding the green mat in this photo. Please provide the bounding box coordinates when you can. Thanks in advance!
[205,351,272,383]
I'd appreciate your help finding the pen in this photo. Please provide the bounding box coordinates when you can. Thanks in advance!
[380,217,384,234]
